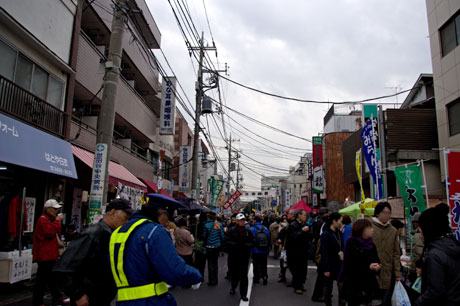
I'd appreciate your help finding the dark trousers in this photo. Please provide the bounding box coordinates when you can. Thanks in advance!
[194,251,207,279]
[279,259,288,279]
[324,277,345,306]
[252,253,268,281]
[272,245,280,259]
[287,252,308,290]
[229,252,250,297]
[33,261,61,306]
[206,248,220,285]
[312,270,325,299]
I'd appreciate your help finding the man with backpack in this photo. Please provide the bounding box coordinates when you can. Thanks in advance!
[250,215,271,285]
[202,212,225,286]
[286,209,310,294]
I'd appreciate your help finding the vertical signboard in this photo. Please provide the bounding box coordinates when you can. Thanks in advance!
[361,119,382,199]
[313,165,324,193]
[394,165,426,225]
[24,198,35,233]
[447,151,460,241]
[160,77,177,135]
[179,146,191,191]
[286,190,291,208]
[312,136,323,168]
[88,143,108,224]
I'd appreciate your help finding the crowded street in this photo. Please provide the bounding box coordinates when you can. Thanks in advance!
[1,0,460,305]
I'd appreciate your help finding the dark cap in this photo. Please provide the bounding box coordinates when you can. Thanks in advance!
[319,207,329,215]
[106,198,134,216]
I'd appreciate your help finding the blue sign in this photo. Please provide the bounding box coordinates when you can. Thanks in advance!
[272,200,278,206]
[0,113,77,179]
[361,119,382,199]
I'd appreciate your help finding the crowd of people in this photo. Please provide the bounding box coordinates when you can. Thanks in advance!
[31,196,460,306]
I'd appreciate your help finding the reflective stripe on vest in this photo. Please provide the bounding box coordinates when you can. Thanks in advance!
[109,218,168,301]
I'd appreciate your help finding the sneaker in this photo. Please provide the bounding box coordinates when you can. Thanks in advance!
[241,296,249,302]
[230,288,236,295]
[295,289,303,294]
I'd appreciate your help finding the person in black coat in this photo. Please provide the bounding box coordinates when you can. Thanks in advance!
[319,212,345,306]
[341,219,381,306]
[415,203,460,306]
[226,213,255,302]
[286,209,310,294]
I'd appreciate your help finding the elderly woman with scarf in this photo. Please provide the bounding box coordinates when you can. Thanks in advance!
[341,219,381,306]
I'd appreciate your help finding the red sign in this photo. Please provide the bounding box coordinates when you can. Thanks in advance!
[447,151,460,240]
[313,136,323,168]
[223,190,242,210]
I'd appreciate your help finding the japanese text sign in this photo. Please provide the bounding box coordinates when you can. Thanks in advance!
[160,77,177,135]
[361,119,382,199]
[447,151,460,241]
[223,190,242,210]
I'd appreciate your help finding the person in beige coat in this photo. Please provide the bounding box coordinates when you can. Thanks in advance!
[371,202,401,305]
[175,217,195,266]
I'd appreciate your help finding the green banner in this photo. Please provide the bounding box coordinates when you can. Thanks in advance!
[208,177,224,207]
[394,165,426,222]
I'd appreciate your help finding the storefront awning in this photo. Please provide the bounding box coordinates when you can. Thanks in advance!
[139,178,158,193]
[72,145,146,189]
[0,113,77,179]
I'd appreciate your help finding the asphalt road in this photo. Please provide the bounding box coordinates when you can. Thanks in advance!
[172,253,339,306]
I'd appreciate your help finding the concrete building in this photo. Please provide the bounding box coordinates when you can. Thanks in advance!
[287,153,311,207]
[425,0,460,179]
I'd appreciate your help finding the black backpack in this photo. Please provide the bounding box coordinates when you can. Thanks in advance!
[255,225,269,250]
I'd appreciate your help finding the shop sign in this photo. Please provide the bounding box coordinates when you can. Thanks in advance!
[447,151,460,240]
[89,143,108,210]
[313,165,324,193]
[0,113,77,179]
[24,198,35,233]
[71,188,83,232]
[179,146,190,191]
[361,119,382,199]
[117,182,144,211]
[286,190,291,208]
[10,255,32,284]
[312,136,322,168]
[160,77,177,135]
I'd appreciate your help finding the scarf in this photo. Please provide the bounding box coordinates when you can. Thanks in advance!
[353,236,375,250]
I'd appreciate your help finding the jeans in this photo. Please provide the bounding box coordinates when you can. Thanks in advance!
[252,253,268,281]
[206,248,220,285]
[229,252,250,297]
[33,261,61,306]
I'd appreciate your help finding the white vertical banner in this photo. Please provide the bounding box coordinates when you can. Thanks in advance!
[179,146,191,191]
[24,197,35,233]
[160,77,177,135]
[286,190,291,208]
[313,165,324,193]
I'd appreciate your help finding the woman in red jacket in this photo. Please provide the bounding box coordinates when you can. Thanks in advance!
[32,199,64,306]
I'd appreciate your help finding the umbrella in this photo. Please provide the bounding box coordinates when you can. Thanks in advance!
[339,198,377,218]
[145,193,187,210]
[177,198,210,213]
[286,200,319,213]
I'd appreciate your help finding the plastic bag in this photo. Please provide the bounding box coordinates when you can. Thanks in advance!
[280,249,287,263]
[392,281,411,306]
[411,277,422,294]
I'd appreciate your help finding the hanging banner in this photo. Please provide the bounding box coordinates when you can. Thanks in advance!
[160,77,177,135]
[71,189,83,233]
[209,177,224,207]
[447,151,460,240]
[223,190,242,210]
[117,182,145,211]
[356,149,365,201]
[394,164,426,223]
[313,136,323,168]
[24,197,36,233]
[361,119,382,199]
[88,143,108,224]
[313,165,324,193]
[178,146,190,191]
[286,190,291,208]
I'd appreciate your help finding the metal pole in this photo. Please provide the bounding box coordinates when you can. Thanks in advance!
[92,0,126,205]
[420,159,430,206]
[18,187,26,256]
[191,32,204,198]
[378,105,388,198]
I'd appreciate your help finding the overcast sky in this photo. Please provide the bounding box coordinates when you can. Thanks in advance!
[146,0,433,190]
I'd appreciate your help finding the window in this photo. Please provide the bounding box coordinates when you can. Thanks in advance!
[440,11,460,57]
[448,98,460,136]
[0,40,16,80]
[0,38,65,109]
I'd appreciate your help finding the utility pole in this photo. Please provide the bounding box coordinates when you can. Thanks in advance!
[89,0,126,220]
[189,32,217,199]
[227,134,232,201]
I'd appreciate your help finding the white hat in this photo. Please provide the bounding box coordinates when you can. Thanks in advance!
[44,199,62,209]
[236,213,246,220]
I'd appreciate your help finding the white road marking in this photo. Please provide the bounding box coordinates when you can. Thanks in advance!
[239,263,253,306]
[266,264,317,269]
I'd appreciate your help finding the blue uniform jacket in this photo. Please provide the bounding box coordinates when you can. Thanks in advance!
[115,213,202,306]
[250,222,271,254]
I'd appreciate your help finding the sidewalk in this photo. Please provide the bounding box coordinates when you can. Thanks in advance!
[0,280,35,306]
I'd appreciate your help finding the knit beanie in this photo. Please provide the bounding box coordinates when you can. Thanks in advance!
[418,203,451,244]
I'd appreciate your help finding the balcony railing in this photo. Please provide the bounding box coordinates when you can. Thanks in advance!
[0,75,67,137]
